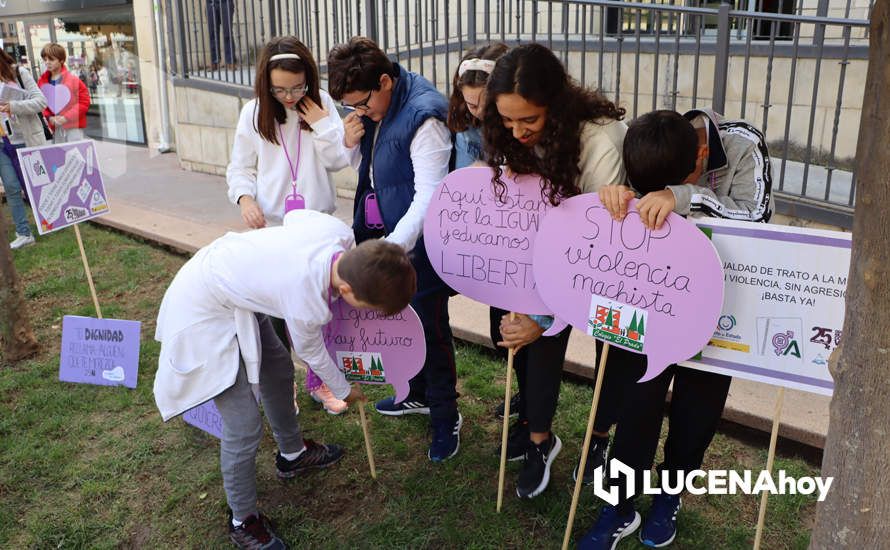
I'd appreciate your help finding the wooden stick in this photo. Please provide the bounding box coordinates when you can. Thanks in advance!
[562,342,610,550]
[357,402,377,479]
[496,312,517,512]
[753,387,785,550]
[73,224,102,319]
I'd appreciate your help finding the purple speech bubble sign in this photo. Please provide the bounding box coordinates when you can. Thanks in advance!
[324,299,426,402]
[423,166,553,315]
[183,399,224,439]
[59,315,141,388]
[40,83,72,114]
[532,195,724,381]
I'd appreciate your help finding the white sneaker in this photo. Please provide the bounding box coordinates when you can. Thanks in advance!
[9,233,35,249]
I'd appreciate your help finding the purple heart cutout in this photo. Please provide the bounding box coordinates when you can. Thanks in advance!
[39,83,72,114]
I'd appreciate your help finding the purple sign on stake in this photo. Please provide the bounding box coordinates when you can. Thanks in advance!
[323,299,426,402]
[59,315,141,388]
[423,166,553,314]
[532,195,725,381]
[17,139,109,235]
[183,400,225,439]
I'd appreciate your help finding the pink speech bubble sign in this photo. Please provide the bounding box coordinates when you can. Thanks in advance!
[40,83,71,114]
[323,299,426,402]
[532,195,724,381]
[423,166,553,315]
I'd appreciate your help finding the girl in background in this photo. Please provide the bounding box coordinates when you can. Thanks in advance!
[226,36,351,414]
[448,43,525,422]
[447,43,508,169]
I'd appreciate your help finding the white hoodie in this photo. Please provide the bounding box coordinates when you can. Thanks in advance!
[226,90,349,224]
[153,210,354,420]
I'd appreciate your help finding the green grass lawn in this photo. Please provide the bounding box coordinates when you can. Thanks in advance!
[0,222,819,549]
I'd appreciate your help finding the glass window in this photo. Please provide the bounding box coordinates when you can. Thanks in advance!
[53,12,146,144]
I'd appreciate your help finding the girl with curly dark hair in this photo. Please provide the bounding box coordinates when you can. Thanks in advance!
[483,43,627,205]
[481,43,628,501]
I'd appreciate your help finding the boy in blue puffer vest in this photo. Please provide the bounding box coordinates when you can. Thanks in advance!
[327,37,461,463]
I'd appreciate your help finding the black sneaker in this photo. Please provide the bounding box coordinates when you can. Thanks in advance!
[493,393,521,419]
[572,434,610,486]
[275,439,344,479]
[375,395,430,416]
[228,510,288,549]
[516,433,562,499]
[495,419,530,462]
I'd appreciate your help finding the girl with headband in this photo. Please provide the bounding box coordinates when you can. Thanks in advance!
[226,36,351,415]
[446,43,508,169]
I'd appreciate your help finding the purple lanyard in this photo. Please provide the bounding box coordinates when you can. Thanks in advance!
[278,122,305,212]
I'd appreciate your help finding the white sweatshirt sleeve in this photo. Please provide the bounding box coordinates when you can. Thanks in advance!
[346,142,362,170]
[287,319,351,400]
[384,118,452,250]
[226,103,259,205]
[309,92,350,172]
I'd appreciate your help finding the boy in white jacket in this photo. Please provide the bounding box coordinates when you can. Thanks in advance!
[153,210,416,549]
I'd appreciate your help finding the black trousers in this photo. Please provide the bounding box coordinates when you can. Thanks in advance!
[353,222,458,422]
[606,365,732,514]
[591,340,649,434]
[489,307,571,434]
[405,288,459,421]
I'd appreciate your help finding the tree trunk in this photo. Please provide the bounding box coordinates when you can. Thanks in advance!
[0,201,38,362]
[810,1,890,546]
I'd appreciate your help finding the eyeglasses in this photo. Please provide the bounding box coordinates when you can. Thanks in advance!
[270,84,308,99]
[341,90,373,111]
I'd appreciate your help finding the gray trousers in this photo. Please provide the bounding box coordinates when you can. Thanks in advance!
[215,313,304,520]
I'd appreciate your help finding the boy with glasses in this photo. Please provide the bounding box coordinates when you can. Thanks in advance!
[326,36,460,463]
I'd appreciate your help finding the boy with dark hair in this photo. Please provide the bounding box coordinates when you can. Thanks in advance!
[579,109,773,549]
[153,210,415,549]
[37,43,90,143]
[326,37,461,463]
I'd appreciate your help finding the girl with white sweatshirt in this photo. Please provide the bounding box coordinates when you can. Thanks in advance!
[226,36,351,414]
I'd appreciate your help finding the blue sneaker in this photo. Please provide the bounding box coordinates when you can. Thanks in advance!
[375,396,430,416]
[428,412,462,462]
[639,494,681,547]
[578,505,641,550]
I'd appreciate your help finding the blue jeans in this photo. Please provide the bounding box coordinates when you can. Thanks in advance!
[0,145,30,236]
[207,0,236,65]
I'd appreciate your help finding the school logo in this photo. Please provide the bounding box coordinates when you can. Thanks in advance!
[718,315,736,331]
[587,301,646,352]
[336,351,386,383]
[709,313,750,352]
